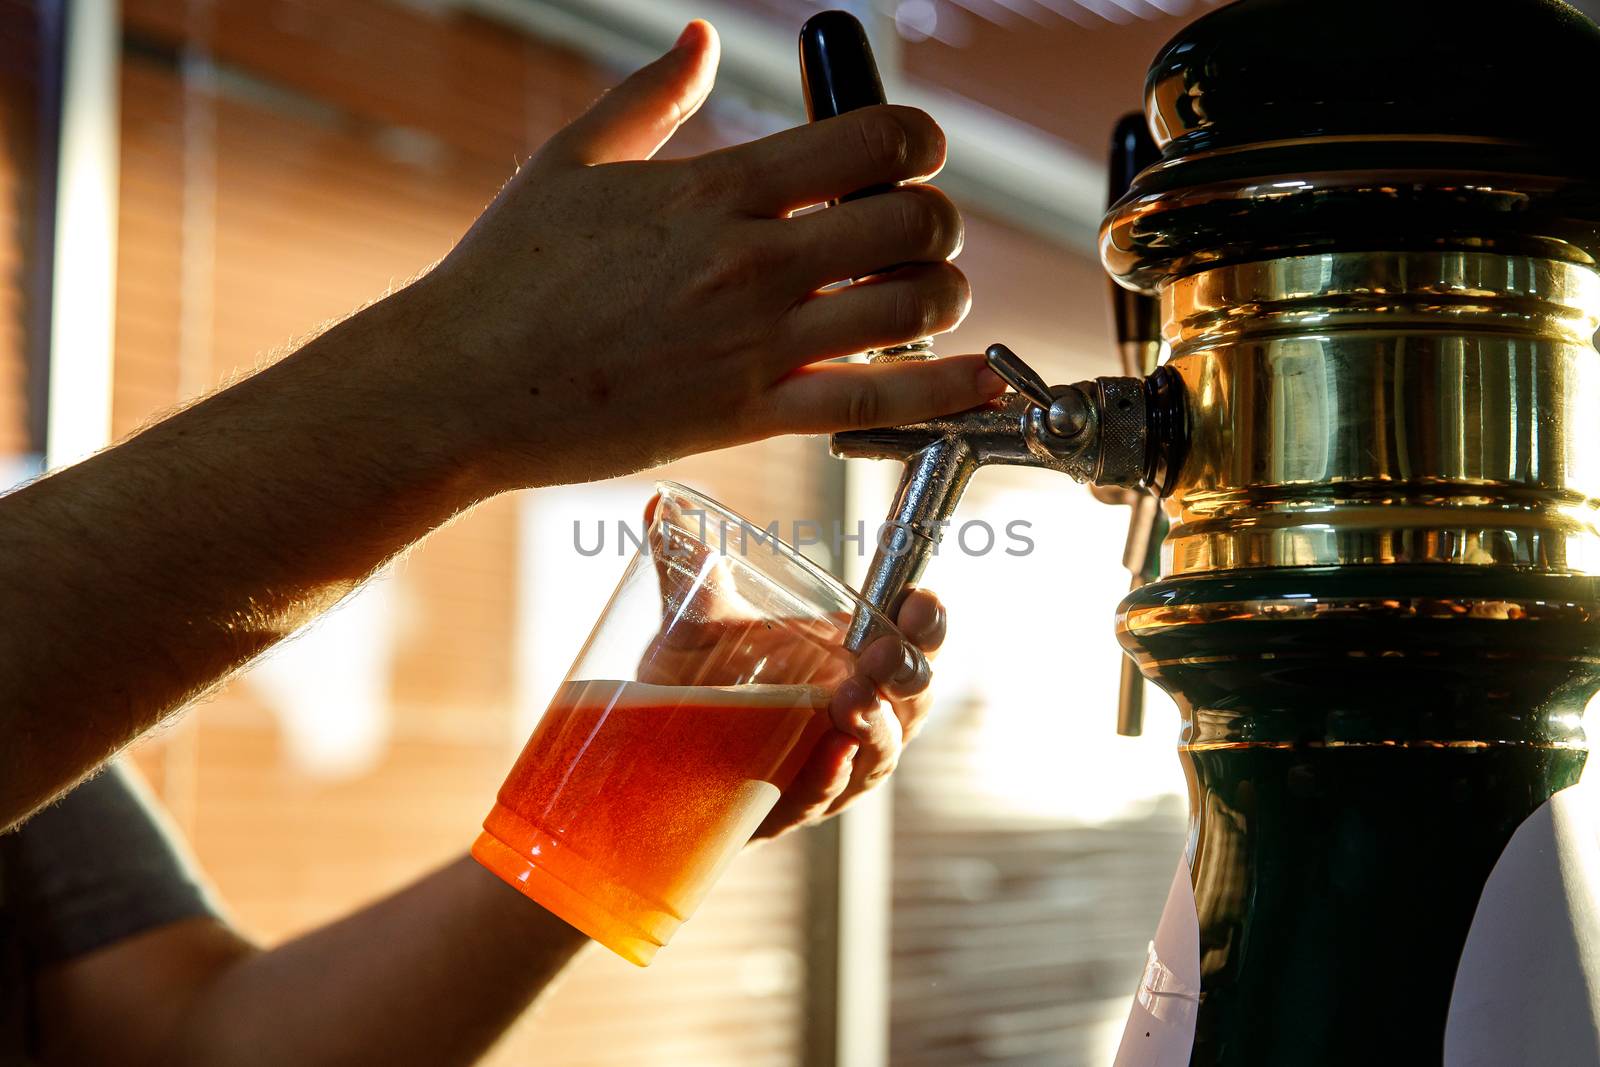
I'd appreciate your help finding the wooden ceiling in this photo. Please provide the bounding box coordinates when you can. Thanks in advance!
[722,0,1598,168]
[724,0,1220,161]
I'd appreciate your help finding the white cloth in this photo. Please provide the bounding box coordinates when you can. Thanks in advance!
[1114,858,1201,1066]
[1445,777,1600,1066]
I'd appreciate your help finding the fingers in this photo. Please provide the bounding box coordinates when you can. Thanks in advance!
[738,591,952,836]
[777,262,971,369]
[698,105,945,214]
[755,352,1005,436]
[855,631,935,747]
[545,21,720,166]
[856,633,930,703]
[825,674,904,814]
[851,590,945,751]
[773,185,963,292]
[896,588,947,657]
[753,732,857,839]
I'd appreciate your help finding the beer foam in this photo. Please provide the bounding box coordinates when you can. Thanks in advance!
[558,678,829,710]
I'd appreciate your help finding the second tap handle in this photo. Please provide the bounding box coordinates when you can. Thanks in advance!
[1115,492,1165,737]
[1108,113,1163,372]
[1116,653,1146,739]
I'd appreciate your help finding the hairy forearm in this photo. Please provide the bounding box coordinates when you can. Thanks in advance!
[169,857,587,1067]
[0,289,489,828]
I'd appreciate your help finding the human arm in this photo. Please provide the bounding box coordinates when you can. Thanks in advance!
[27,591,947,1066]
[0,20,1000,830]
[33,858,585,1067]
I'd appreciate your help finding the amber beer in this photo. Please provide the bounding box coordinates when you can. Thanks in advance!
[473,679,830,965]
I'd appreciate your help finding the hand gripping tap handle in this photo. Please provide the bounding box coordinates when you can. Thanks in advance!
[801,11,941,655]
[805,21,1190,657]
[799,10,934,362]
[1107,112,1165,738]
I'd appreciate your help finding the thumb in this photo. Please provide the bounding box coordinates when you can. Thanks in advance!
[547,20,720,166]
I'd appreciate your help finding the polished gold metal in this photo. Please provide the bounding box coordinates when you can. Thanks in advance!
[1158,250,1600,577]
[1179,703,1590,751]
[1098,170,1587,287]
[1136,133,1535,163]
[1120,592,1600,635]
[1180,739,1587,752]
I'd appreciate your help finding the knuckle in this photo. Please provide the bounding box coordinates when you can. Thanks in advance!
[698,235,765,294]
[863,740,902,783]
[845,379,885,430]
[864,763,896,786]
[854,108,914,174]
[926,264,972,331]
[687,152,748,203]
[884,105,943,173]
[893,191,946,256]
[926,188,964,258]
[890,284,933,340]
[810,798,846,824]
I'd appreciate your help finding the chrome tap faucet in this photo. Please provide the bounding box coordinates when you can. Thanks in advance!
[831,343,1181,651]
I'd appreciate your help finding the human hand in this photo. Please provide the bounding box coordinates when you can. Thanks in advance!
[752,587,944,838]
[397,20,1002,494]
[635,559,945,840]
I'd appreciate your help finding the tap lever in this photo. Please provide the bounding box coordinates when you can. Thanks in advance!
[984,343,1089,440]
[984,343,1054,409]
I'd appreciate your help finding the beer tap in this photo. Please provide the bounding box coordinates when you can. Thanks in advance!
[799,11,1187,653]
[799,2,1600,1060]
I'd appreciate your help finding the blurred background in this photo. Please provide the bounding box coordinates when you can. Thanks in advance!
[8,1,1597,1064]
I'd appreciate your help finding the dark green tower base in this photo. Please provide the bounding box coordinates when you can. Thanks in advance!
[1121,567,1600,1065]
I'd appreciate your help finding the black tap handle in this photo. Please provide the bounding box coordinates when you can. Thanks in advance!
[799,9,931,362]
[1108,113,1162,350]
[799,10,887,122]
[1108,112,1160,210]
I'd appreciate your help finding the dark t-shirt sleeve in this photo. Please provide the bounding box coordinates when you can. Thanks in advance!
[1,761,217,967]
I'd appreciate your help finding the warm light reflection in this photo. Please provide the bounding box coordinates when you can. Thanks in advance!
[515,482,657,738]
[46,0,119,469]
[929,484,1185,824]
[1583,692,1600,787]
[245,574,401,777]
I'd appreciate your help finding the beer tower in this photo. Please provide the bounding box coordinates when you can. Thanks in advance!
[803,1,1600,1062]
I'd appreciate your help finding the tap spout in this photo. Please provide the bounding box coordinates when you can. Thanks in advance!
[833,362,1185,651]
[844,437,977,651]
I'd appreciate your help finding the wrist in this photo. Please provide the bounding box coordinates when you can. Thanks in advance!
[307,277,511,510]
[368,266,587,499]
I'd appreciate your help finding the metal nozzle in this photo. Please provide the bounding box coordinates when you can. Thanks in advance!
[833,342,1183,651]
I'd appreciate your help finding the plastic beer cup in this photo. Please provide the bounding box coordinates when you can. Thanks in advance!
[472,482,897,965]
